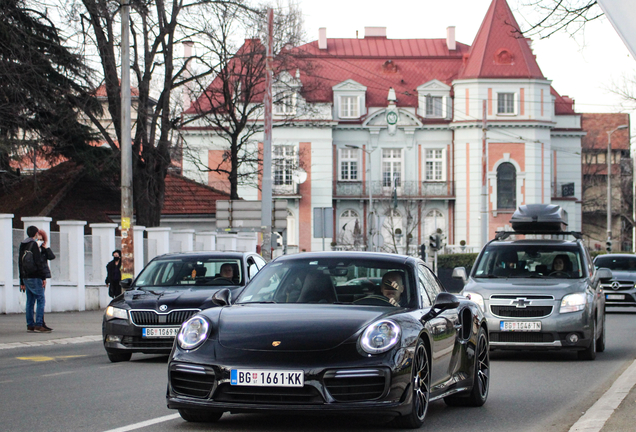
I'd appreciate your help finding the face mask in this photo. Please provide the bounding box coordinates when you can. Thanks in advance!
[36,240,43,247]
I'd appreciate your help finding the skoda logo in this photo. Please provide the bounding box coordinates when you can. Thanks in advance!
[159,305,168,312]
[511,298,531,308]
[611,281,621,291]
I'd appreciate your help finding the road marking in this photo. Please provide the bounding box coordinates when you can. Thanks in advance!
[569,359,636,432]
[102,413,181,432]
[0,335,101,350]
[43,371,74,377]
[17,355,87,362]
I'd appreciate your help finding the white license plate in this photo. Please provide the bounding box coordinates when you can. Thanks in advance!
[230,369,304,387]
[142,327,179,338]
[500,321,541,332]
[606,294,625,300]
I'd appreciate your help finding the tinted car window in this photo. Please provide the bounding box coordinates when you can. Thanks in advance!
[595,255,636,271]
[417,265,433,307]
[135,258,243,287]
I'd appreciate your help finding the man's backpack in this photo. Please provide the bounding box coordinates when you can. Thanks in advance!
[21,242,38,276]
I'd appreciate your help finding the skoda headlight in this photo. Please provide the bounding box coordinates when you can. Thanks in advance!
[360,320,401,354]
[105,306,128,321]
[560,293,586,313]
[463,292,485,312]
[177,316,209,350]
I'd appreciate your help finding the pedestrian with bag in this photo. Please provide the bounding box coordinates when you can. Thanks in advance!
[106,250,122,298]
[37,229,55,332]
[19,225,50,333]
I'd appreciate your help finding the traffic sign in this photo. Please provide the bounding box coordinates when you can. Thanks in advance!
[216,200,287,231]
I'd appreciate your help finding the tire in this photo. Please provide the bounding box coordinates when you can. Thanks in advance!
[393,340,430,429]
[577,320,597,360]
[106,351,132,363]
[596,312,606,353]
[178,409,223,423]
[444,327,490,407]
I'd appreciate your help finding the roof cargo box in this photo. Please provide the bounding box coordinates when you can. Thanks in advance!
[510,204,568,233]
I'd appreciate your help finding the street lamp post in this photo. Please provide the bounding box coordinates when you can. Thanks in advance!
[607,124,629,252]
[346,144,375,251]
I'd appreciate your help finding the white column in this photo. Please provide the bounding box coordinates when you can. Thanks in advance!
[196,232,217,251]
[173,230,195,252]
[90,223,118,286]
[237,233,258,253]
[58,221,87,311]
[146,227,171,259]
[22,216,52,312]
[216,233,238,251]
[0,214,16,313]
[133,225,145,276]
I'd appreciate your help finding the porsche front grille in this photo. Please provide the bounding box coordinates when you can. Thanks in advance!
[491,306,553,318]
[129,309,199,326]
[214,384,323,404]
[170,364,216,398]
[323,369,389,402]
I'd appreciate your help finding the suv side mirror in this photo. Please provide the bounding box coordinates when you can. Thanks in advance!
[120,278,133,290]
[212,288,232,307]
[452,267,468,284]
[424,292,460,320]
[596,268,613,282]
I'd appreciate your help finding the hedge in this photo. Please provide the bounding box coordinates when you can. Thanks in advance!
[437,253,479,269]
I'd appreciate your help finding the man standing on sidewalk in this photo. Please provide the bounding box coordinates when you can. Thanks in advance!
[19,225,51,333]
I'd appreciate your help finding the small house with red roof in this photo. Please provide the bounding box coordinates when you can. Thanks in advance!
[182,0,628,252]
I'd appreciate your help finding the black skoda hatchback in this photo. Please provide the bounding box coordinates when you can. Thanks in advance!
[102,251,267,362]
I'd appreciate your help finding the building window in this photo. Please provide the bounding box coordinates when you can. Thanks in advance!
[382,148,402,188]
[426,96,443,117]
[274,91,296,115]
[340,96,359,118]
[425,149,445,181]
[497,162,516,209]
[497,93,515,115]
[339,148,359,181]
[274,145,296,186]
[424,209,445,238]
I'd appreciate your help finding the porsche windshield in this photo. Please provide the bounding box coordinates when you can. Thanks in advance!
[237,258,414,306]
[473,244,585,279]
[134,258,242,287]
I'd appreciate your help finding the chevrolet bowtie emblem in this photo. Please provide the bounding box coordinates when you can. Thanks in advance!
[272,341,281,347]
[511,298,531,308]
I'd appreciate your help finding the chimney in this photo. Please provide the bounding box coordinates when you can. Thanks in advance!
[182,41,194,108]
[446,26,456,51]
[318,27,327,50]
[364,27,387,38]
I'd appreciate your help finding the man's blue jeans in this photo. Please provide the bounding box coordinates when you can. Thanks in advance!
[24,278,45,327]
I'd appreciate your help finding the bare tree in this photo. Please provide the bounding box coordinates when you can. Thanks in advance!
[519,0,602,39]
[379,200,423,256]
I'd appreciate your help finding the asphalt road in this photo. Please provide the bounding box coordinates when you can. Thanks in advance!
[1,309,635,432]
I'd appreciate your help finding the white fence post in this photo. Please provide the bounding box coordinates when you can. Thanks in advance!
[172,230,195,252]
[0,214,16,313]
[146,227,171,260]
[58,221,87,311]
[196,232,217,251]
[216,233,238,251]
[237,233,258,253]
[90,223,118,284]
[133,225,145,276]
[22,216,52,312]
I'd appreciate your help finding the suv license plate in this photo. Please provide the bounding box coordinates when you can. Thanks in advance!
[231,369,304,387]
[500,321,541,332]
[142,327,179,338]
[606,294,625,300]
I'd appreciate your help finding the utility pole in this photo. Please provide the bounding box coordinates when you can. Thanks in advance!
[481,99,488,247]
[120,0,134,280]
[260,8,273,261]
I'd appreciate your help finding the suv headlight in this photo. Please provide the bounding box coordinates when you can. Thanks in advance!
[177,316,209,350]
[463,292,485,312]
[560,293,586,313]
[105,306,128,321]
[360,320,400,354]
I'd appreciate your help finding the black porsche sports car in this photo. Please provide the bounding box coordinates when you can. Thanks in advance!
[167,252,490,428]
[102,251,267,362]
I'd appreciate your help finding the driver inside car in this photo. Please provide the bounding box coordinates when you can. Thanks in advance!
[216,263,234,280]
[380,271,404,306]
[551,254,571,276]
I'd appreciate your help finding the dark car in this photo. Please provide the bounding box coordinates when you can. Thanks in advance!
[103,251,267,362]
[166,252,489,428]
[594,254,636,307]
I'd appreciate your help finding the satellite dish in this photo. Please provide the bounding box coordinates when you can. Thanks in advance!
[292,167,307,184]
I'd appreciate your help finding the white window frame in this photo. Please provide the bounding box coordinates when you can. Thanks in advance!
[382,148,403,189]
[274,90,297,116]
[340,95,360,118]
[425,96,444,118]
[425,148,446,181]
[497,92,517,116]
[273,145,297,187]
[338,148,360,181]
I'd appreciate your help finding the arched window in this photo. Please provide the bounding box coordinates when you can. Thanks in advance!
[339,210,360,246]
[497,163,516,210]
[286,210,297,246]
[424,210,445,238]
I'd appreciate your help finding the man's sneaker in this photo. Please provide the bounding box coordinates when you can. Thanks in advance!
[41,324,53,332]
[34,326,52,333]
[27,326,35,333]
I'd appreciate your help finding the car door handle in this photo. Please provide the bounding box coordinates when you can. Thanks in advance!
[454,324,462,330]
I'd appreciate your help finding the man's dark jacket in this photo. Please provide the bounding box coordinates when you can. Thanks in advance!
[19,237,45,285]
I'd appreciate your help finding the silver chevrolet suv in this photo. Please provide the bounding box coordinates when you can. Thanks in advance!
[453,204,612,360]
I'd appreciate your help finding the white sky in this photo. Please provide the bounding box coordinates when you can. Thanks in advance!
[297,0,635,131]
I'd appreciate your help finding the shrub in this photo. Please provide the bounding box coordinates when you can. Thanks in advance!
[437,253,478,269]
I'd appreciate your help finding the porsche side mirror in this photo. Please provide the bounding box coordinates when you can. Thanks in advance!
[596,268,613,282]
[120,278,133,290]
[423,292,460,320]
[452,267,468,284]
[212,288,232,307]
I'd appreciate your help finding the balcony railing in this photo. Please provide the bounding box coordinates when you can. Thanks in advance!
[273,183,299,196]
[334,181,454,198]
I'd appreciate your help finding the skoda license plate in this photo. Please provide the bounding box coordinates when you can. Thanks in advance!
[142,327,179,338]
[231,369,304,387]
[500,321,541,332]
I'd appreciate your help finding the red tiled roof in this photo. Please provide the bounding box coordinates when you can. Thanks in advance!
[94,81,140,98]
[162,173,230,215]
[581,113,630,151]
[459,0,543,79]
[551,87,576,115]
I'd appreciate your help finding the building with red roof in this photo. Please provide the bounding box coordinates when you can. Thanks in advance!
[182,0,631,253]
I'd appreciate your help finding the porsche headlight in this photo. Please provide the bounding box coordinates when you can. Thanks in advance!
[105,306,128,321]
[560,293,586,313]
[463,292,485,312]
[177,316,209,350]
[360,320,401,354]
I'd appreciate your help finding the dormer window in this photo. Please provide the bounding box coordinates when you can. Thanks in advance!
[417,80,451,119]
[332,79,367,120]
[425,97,444,117]
[274,91,296,116]
[340,96,359,118]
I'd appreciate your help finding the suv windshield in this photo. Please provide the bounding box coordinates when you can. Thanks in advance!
[134,258,243,288]
[237,257,413,307]
[473,244,584,279]
[595,256,636,271]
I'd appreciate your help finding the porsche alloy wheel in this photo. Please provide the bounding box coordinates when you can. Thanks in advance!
[395,340,430,428]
